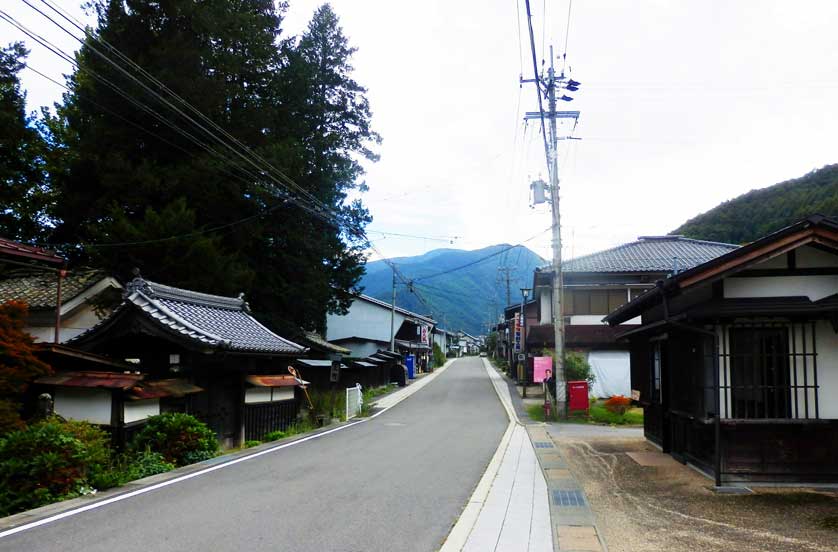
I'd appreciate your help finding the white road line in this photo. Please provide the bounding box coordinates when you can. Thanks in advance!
[0,359,456,540]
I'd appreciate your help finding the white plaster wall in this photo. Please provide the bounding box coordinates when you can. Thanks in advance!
[813,321,838,419]
[245,387,272,404]
[569,315,607,325]
[326,299,407,343]
[124,399,160,423]
[539,289,552,324]
[724,276,838,301]
[273,387,294,401]
[27,305,108,343]
[54,388,111,425]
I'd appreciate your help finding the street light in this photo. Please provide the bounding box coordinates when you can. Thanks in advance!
[520,287,532,397]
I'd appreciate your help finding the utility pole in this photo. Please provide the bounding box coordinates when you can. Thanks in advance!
[546,46,566,417]
[389,267,396,352]
[497,266,516,307]
[521,0,582,417]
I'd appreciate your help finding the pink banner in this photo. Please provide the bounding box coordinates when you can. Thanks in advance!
[533,356,552,383]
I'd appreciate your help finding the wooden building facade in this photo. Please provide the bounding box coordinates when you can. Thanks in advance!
[605,215,838,484]
[69,276,308,447]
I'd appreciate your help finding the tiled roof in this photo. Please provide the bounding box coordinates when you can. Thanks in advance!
[0,237,63,264]
[118,278,306,354]
[0,269,112,309]
[560,236,739,273]
[300,331,350,355]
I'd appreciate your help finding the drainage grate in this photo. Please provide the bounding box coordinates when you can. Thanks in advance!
[552,490,586,507]
[533,441,554,449]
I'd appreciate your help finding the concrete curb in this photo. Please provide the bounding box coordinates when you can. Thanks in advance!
[0,359,456,539]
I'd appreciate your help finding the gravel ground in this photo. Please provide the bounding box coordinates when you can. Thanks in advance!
[550,432,838,552]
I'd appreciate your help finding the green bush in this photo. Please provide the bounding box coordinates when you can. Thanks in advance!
[564,351,595,386]
[264,429,287,441]
[94,449,175,489]
[432,343,446,368]
[244,440,261,448]
[61,420,113,489]
[124,450,175,480]
[0,419,109,516]
[129,413,218,466]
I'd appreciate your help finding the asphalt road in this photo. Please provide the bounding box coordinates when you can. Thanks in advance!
[0,357,508,552]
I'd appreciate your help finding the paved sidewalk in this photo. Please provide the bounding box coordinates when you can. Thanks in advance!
[441,359,552,552]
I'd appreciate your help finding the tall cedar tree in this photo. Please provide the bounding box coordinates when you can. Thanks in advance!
[0,301,52,434]
[0,43,50,242]
[44,1,377,333]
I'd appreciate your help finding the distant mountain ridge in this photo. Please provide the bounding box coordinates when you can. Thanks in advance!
[360,244,545,335]
[673,164,838,243]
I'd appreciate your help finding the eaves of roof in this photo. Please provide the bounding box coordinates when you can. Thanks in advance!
[603,214,838,325]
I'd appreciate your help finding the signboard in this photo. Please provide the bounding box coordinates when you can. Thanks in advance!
[517,353,525,361]
[420,325,429,345]
[533,356,552,383]
[330,361,341,383]
[513,312,521,352]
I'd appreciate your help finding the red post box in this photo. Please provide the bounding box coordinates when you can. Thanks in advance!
[567,380,589,414]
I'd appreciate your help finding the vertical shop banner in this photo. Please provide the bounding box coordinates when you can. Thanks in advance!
[420,325,429,345]
[513,312,521,351]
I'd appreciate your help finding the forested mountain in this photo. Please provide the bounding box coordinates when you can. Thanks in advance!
[361,245,545,335]
[673,164,838,243]
[0,2,378,336]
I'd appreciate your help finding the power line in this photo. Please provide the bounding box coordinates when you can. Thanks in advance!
[522,0,551,181]
[3,5,378,253]
[414,227,552,282]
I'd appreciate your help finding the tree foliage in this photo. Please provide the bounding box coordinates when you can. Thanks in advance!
[673,164,838,244]
[0,300,51,434]
[0,42,50,241]
[24,1,377,334]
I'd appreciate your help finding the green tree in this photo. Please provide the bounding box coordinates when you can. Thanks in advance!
[0,43,49,241]
[41,1,377,332]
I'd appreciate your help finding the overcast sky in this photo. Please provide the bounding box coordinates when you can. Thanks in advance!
[5,1,838,262]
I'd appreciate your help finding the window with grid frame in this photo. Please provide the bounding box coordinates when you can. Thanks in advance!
[729,327,791,419]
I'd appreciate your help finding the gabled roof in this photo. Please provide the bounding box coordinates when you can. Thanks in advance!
[604,215,838,325]
[0,237,64,264]
[556,236,739,273]
[72,277,306,355]
[355,294,436,325]
[0,269,119,311]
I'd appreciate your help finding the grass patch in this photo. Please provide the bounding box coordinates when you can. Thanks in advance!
[528,399,644,425]
[589,402,644,425]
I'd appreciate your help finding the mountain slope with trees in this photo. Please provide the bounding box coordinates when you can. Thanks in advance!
[361,245,545,335]
[673,164,838,243]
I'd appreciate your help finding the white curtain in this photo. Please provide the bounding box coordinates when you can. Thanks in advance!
[588,350,631,398]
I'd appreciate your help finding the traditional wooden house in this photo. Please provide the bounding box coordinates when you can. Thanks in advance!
[528,236,737,397]
[31,343,203,444]
[0,269,122,343]
[604,215,838,484]
[69,276,308,447]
